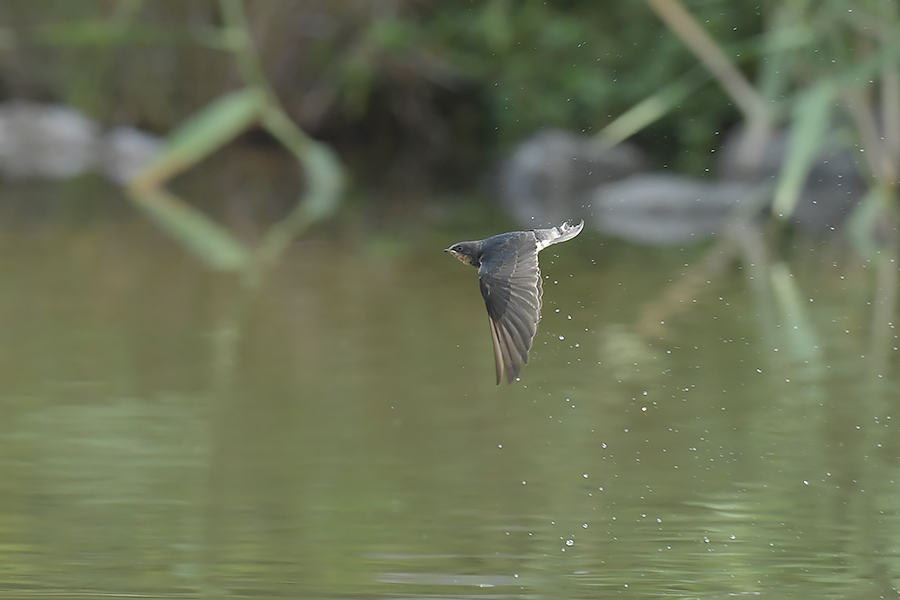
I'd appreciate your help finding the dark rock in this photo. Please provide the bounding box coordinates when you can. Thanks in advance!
[718,127,867,234]
[496,128,646,228]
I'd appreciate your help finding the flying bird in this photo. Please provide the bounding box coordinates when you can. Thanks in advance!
[445,220,584,384]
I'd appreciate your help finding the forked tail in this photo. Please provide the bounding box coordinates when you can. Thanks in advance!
[534,219,585,251]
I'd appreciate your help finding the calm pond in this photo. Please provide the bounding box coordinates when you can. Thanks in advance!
[1,177,899,599]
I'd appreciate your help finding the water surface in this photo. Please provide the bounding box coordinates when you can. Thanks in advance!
[1,181,899,599]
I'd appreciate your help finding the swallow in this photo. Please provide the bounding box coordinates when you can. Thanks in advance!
[445,220,584,384]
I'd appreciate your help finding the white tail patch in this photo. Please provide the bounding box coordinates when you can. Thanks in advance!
[535,219,585,252]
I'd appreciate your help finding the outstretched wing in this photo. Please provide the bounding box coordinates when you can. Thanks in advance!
[478,232,543,384]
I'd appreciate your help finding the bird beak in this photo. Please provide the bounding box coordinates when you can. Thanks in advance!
[443,248,452,253]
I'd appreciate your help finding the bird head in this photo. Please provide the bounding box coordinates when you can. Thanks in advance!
[444,241,481,267]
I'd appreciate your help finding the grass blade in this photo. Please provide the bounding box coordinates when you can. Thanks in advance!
[130,87,264,190]
[772,83,836,219]
[128,187,249,271]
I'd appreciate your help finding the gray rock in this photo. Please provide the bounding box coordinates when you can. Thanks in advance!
[589,173,762,245]
[0,101,162,184]
[102,126,163,185]
[718,126,867,234]
[497,128,646,227]
[0,102,100,178]
[718,126,865,187]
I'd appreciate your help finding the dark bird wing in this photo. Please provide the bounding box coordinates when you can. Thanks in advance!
[478,231,542,384]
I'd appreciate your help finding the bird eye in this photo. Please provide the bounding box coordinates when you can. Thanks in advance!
[453,245,461,252]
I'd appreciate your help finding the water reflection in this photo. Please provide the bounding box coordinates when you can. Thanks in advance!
[0,180,899,599]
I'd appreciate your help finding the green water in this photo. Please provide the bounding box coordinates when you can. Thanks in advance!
[1,183,899,599]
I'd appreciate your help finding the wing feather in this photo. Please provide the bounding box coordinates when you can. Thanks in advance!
[488,318,505,385]
[478,231,543,384]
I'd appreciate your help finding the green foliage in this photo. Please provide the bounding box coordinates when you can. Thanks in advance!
[126,0,345,281]
[772,82,837,219]
[671,0,900,241]
[848,188,893,260]
[5,0,900,196]
[134,88,265,190]
[397,1,763,166]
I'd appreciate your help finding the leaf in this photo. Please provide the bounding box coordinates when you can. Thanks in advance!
[769,262,823,364]
[847,187,893,260]
[261,106,346,223]
[772,83,837,219]
[130,87,264,190]
[598,69,708,145]
[127,187,249,271]
[299,144,345,222]
[37,22,195,46]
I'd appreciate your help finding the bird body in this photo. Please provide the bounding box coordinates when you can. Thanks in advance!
[445,220,584,384]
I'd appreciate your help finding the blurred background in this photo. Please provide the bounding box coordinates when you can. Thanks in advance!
[2,1,900,598]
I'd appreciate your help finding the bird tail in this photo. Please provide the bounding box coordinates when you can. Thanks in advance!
[534,219,584,251]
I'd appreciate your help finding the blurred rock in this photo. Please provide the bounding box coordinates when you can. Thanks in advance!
[718,127,867,234]
[497,128,646,227]
[0,101,161,184]
[0,102,100,179]
[589,173,761,245]
[498,126,871,245]
[101,126,163,185]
